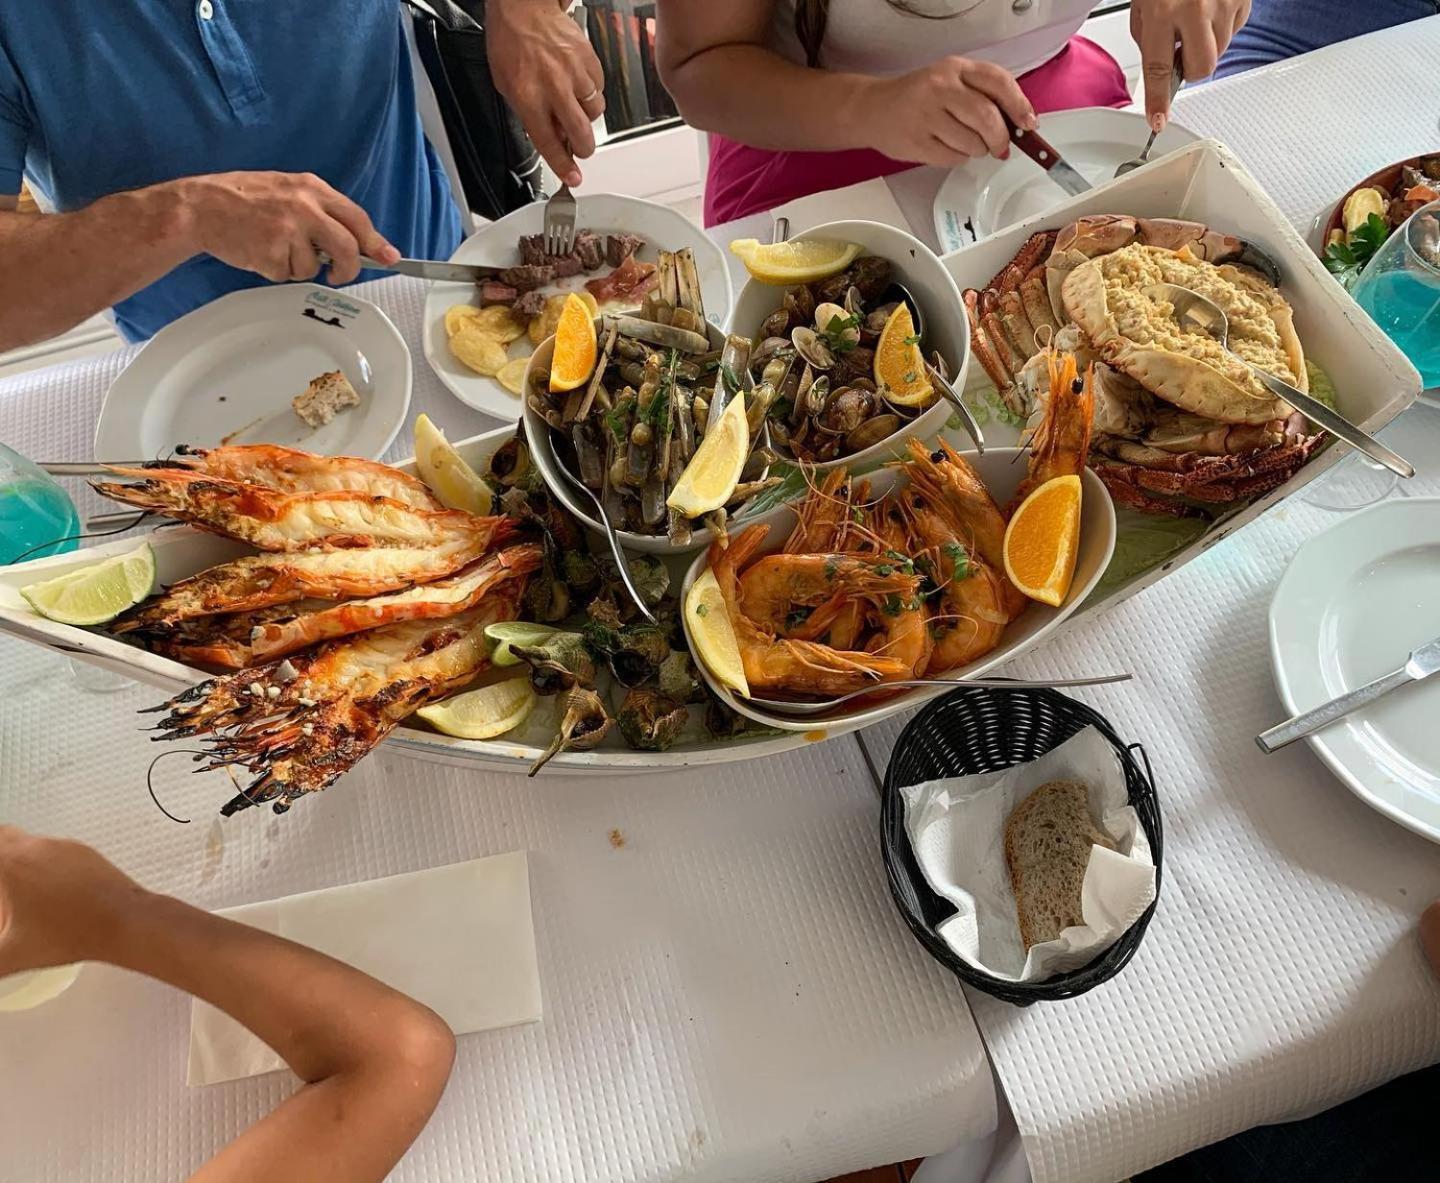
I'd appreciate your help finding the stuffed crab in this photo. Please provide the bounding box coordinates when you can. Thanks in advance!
[966,215,1320,516]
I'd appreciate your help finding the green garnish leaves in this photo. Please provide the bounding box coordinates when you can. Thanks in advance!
[942,541,970,582]
[821,312,860,354]
[903,333,922,347]
[694,602,708,617]
[1324,212,1391,290]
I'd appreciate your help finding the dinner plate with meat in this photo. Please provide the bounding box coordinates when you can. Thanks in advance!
[423,193,733,423]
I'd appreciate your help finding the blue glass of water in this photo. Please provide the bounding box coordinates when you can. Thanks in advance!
[0,444,80,565]
[1351,200,1440,389]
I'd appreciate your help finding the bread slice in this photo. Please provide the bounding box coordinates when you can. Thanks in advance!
[292,370,361,428]
[1004,779,1115,950]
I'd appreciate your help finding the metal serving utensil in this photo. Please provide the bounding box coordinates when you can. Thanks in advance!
[1115,50,1184,177]
[518,419,658,625]
[1146,282,1415,479]
[881,279,985,454]
[1257,636,1440,753]
[746,672,1134,718]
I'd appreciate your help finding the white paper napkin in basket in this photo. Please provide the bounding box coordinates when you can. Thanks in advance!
[899,727,1156,983]
[188,851,542,1086]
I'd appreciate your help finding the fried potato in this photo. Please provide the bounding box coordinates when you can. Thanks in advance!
[445,303,483,337]
[471,304,525,344]
[496,357,530,395]
[527,290,599,345]
[449,326,510,376]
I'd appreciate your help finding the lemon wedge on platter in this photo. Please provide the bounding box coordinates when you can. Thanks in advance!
[667,393,749,518]
[414,413,494,516]
[21,543,155,626]
[417,676,538,740]
[729,237,863,285]
[685,568,749,698]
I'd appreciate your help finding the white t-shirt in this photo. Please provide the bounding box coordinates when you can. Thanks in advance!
[770,0,1097,77]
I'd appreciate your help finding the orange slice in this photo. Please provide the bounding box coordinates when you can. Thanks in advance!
[548,293,597,393]
[873,303,935,407]
[1003,475,1082,607]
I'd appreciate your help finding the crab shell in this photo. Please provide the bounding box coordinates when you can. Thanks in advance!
[1061,255,1301,426]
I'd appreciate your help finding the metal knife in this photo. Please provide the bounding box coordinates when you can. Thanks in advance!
[315,251,499,284]
[1004,119,1093,198]
[1256,636,1440,753]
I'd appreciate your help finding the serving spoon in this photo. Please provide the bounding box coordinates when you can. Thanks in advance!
[745,672,1134,718]
[1145,282,1414,479]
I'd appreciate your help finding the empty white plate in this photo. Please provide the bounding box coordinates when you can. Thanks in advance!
[95,283,411,462]
[933,108,1201,251]
[1268,498,1440,844]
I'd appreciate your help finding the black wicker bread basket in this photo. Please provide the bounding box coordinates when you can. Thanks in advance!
[881,686,1162,1005]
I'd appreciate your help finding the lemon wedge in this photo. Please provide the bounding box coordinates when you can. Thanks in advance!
[417,676,538,739]
[667,393,748,518]
[729,237,863,285]
[484,621,561,667]
[684,568,749,698]
[414,413,494,516]
[21,543,155,626]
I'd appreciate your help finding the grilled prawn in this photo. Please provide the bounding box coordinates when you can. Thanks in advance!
[92,467,509,551]
[150,543,541,668]
[114,538,502,633]
[154,596,520,814]
[153,445,444,510]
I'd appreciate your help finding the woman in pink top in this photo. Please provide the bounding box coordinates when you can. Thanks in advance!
[657,0,1253,226]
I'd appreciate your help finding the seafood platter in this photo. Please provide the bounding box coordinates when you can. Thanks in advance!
[0,141,1420,816]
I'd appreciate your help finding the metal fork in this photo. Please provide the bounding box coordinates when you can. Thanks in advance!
[543,183,577,256]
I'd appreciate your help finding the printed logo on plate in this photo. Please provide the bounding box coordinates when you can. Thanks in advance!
[301,290,362,329]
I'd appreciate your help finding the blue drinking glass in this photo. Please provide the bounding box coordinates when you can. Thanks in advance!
[0,444,80,564]
[1352,199,1440,389]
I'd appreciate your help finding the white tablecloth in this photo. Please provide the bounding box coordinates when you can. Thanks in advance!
[4,17,1440,1183]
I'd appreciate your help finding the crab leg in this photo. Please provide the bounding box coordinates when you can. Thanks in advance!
[964,289,1017,399]
[983,230,1056,297]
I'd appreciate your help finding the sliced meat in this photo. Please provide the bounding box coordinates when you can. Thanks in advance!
[511,289,547,323]
[585,254,658,306]
[499,263,555,292]
[573,229,605,271]
[478,281,518,306]
[518,234,549,267]
[550,255,584,279]
[606,233,644,267]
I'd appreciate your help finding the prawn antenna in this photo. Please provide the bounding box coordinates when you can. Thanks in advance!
[145,749,207,824]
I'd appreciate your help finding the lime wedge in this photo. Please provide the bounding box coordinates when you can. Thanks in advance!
[483,621,561,667]
[729,237,863,285]
[417,676,538,739]
[21,543,155,627]
[414,413,494,516]
[684,568,749,698]
[667,393,748,518]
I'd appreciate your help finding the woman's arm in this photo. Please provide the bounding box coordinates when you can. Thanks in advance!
[0,827,454,1183]
[656,0,1034,167]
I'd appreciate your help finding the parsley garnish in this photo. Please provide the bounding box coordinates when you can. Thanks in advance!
[1324,212,1391,290]
[881,594,903,617]
[942,541,970,582]
[903,333,922,347]
[820,312,860,354]
[823,556,839,581]
[694,603,708,617]
[604,404,629,441]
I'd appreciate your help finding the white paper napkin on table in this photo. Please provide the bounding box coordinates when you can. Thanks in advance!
[899,727,1156,982]
[188,851,542,1086]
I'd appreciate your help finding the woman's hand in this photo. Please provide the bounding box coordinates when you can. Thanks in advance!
[488,0,606,187]
[0,826,147,976]
[860,57,1036,166]
[1131,0,1252,131]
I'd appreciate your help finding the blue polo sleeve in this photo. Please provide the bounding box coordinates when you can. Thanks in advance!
[0,43,28,195]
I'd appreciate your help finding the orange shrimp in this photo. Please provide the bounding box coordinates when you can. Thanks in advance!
[157,445,443,510]
[1013,348,1093,508]
[153,543,541,668]
[708,525,909,696]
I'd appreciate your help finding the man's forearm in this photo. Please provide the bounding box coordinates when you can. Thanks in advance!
[0,180,202,351]
[660,44,881,152]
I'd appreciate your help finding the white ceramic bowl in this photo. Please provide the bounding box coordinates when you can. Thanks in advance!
[681,447,1116,733]
[423,193,734,422]
[727,218,969,470]
[522,319,762,555]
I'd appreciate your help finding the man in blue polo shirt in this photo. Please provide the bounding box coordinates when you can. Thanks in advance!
[0,2,469,348]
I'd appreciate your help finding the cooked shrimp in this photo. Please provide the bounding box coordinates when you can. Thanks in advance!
[900,437,1025,620]
[92,468,511,552]
[898,498,1009,673]
[859,503,933,679]
[114,538,499,632]
[157,445,443,510]
[737,552,920,637]
[153,543,541,668]
[154,595,519,814]
[708,525,909,696]
[784,468,856,553]
[1013,349,1093,508]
